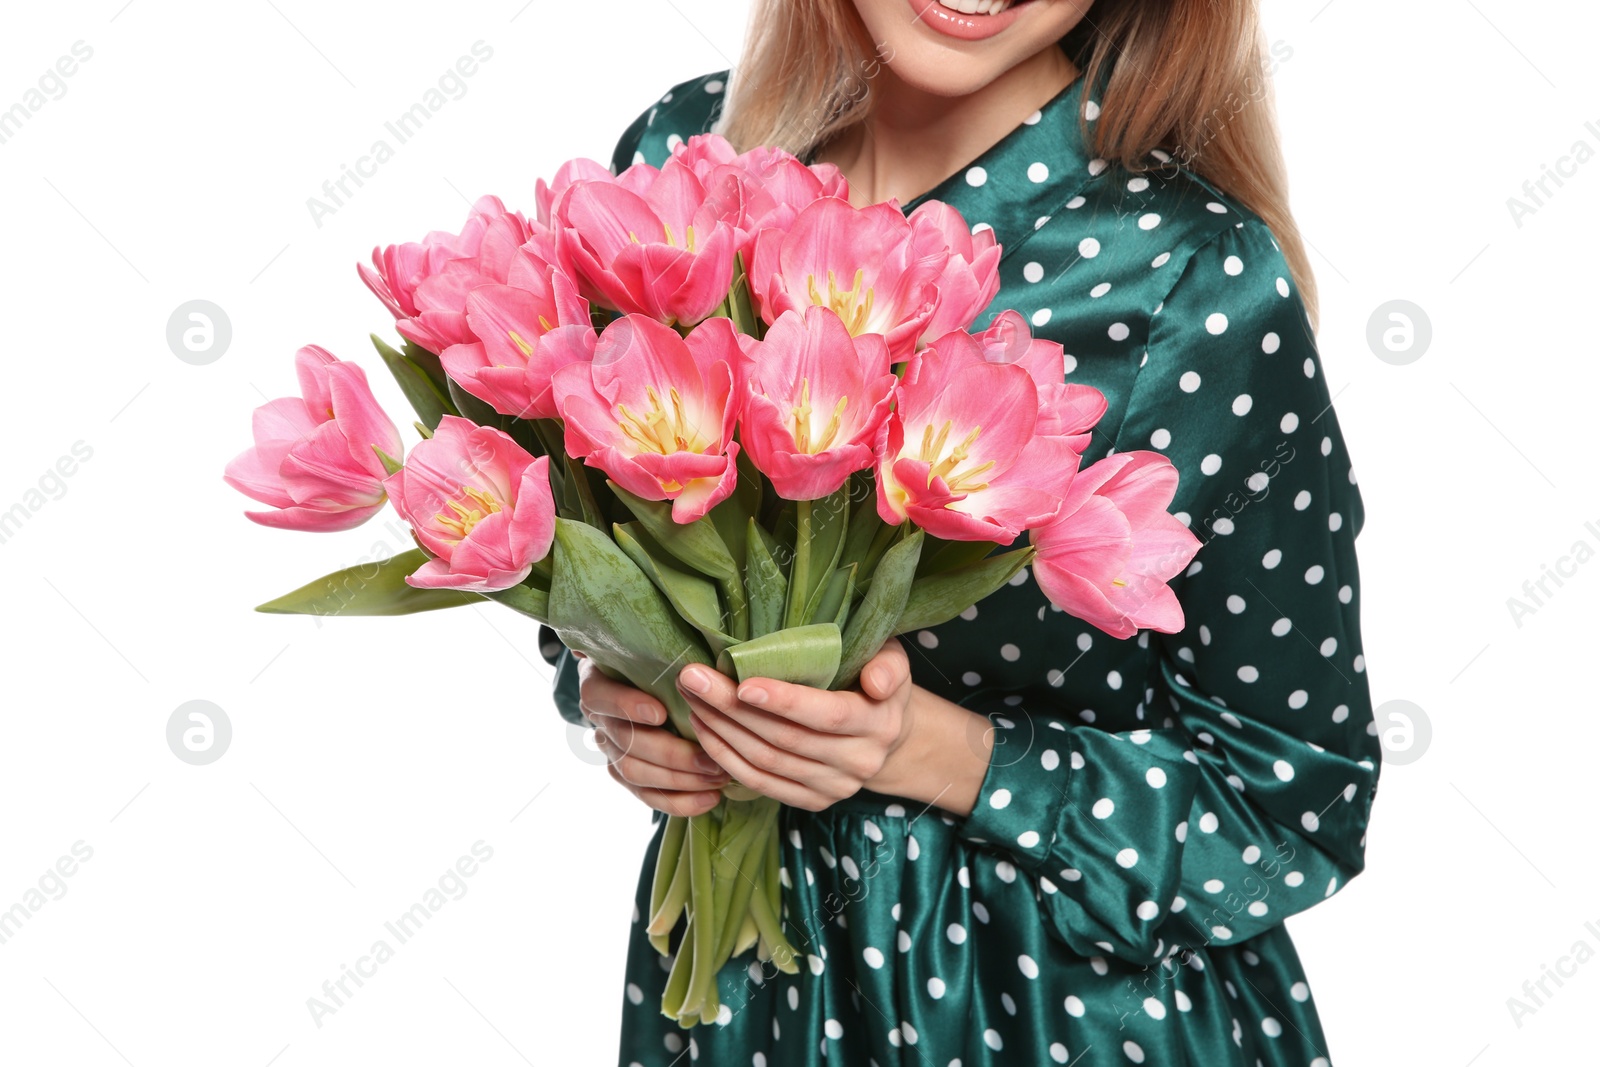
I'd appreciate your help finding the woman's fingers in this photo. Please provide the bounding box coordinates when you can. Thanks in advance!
[688,706,850,812]
[577,658,667,725]
[604,763,722,817]
[593,719,730,793]
[734,679,859,735]
[687,697,837,763]
[681,662,865,738]
[576,660,730,816]
[857,638,911,701]
[589,713,723,774]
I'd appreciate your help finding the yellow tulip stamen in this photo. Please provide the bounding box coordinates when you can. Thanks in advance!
[494,328,543,371]
[790,379,813,451]
[616,385,709,458]
[917,419,993,495]
[805,268,875,335]
[787,379,852,454]
[508,329,536,357]
[816,395,850,453]
[434,485,502,544]
[659,222,697,251]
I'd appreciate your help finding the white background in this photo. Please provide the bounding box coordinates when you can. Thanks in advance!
[0,1,1595,1064]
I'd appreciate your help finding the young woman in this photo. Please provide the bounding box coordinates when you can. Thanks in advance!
[542,1,1379,1063]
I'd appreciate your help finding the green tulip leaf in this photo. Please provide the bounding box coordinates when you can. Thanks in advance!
[833,527,923,689]
[372,334,455,431]
[607,481,739,582]
[445,376,504,432]
[401,339,451,397]
[915,535,1001,578]
[813,562,857,632]
[255,548,481,618]
[372,446,404,477]
[715,623,842,689]
[794,485,851,625]
[744,517,787,640]
[837,482,884,574]
[482,582,550,621]
[614,522,736,658]
[895,546,1036,634]
[545,517,712,735]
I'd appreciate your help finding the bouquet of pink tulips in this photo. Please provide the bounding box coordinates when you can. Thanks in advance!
[226,133,1202,1027]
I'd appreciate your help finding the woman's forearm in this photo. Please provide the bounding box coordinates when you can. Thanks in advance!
[865,684,995,818]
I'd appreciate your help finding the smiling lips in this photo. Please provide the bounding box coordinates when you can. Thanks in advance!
[911,0,1033,41]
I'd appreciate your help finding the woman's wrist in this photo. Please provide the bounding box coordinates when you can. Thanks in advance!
[866,683,995,818]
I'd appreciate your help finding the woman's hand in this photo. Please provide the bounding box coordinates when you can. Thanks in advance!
[575,652,731,817]
[677,638,999,816]
[675,639,920,812]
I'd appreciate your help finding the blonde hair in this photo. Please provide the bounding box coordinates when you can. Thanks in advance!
[716,0,1319,327]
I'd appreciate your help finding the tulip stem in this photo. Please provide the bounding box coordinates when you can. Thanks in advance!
[721,575,750,643]
[764,810,784,923]
[564,454,606,531]
[647,816,691,953]
[648,814,685,919]
[659,913,696,1020]
[681,810,720,1017]
[748,870,800,974]
[712,800,774,964]
[786,499,813,628]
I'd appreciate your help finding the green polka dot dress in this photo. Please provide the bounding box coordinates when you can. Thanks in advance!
[541,52,1380,1067]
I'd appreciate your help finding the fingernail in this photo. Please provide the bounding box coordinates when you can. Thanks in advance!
[592,730,609,747]
[869,667,887,693]
[739,685,768,706]
[695,752,721,774]
[680,667,709,694]
[637,702,662,724]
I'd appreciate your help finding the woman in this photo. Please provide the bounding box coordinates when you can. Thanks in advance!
[542,0,1380,1063]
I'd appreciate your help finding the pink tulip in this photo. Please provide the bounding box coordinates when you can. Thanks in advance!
[358,195,536,355]
[359,195,506,320]
[749,196,947,362]
[876,335,1081,543]
[401,211,539,354]
[673,133,741,177]
[974,311,1109,449]
[736,305,897,500]
[224,346,403,532]
[535,156,614,228]
[670,134,848,212]
[552,313,740,523]
[553,156,737,327]
[1031,451,1202,638]
[384,415,556,592]
[439,246,594,419]
[908,200,1001,343]
[903,314,1109,455]
[689,138,851,265]
[734,145,848,207]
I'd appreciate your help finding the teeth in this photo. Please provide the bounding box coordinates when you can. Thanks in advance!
[937,0,1014,13]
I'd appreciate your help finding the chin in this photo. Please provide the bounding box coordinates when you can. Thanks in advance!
[850,0,1089,94]
[879,51,1015,98]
